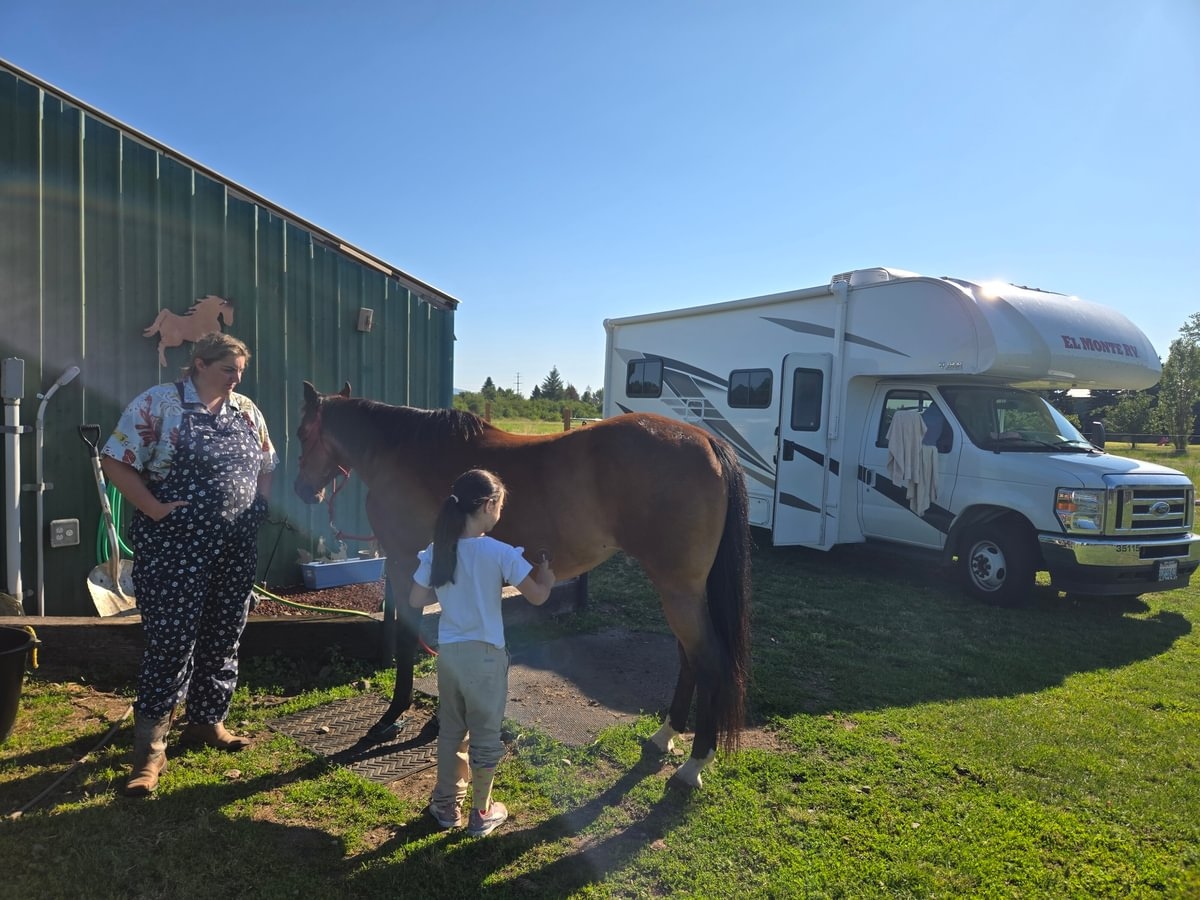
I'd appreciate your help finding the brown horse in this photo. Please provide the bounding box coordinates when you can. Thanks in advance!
[293,382,752,787]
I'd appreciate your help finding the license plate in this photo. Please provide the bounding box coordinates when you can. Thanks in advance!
[1157,559,1178,582]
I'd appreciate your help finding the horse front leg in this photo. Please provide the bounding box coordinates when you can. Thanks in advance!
[367,579,424,739]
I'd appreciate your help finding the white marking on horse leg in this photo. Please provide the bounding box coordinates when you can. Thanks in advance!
[672,749,715,789]
[650,721,678,754]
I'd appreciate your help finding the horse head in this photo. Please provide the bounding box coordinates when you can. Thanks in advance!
[294,380,352,504]
[195,294,234,325]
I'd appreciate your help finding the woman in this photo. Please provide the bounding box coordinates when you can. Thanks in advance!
[101,332,276,797]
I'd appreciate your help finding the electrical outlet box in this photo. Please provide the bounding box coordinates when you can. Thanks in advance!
[1,357,25,399]
[50,518,80,548]
[356,307,374,333]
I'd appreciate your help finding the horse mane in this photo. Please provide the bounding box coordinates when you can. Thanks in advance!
[187,295,230,315]
[325,397,495,452]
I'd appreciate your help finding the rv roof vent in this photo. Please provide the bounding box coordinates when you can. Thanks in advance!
[830,267,918,287]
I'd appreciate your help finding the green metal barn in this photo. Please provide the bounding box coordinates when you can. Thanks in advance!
[0,59,458,616]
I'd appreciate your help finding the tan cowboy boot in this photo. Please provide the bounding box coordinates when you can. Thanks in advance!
[179,721,252,752]
[123,713,171,797]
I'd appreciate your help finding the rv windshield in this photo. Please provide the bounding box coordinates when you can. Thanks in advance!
[939,386,1095,452]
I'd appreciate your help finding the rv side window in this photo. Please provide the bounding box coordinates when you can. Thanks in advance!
[626,358,663,398]
[729,369,772,408]
[876,390,953,453]
[790,369,823,431]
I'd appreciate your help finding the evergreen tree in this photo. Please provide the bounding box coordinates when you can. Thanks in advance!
[530,385,543,400]
[481,377,497,400]
[540,366,565,401]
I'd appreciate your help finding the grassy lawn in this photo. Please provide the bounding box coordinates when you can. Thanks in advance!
[491,417,570,435]
[1,438,1197,897]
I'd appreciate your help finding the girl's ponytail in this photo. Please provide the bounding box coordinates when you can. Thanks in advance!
[428,468,506,587]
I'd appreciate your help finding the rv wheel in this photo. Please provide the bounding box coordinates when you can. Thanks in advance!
[960,522,1036,607]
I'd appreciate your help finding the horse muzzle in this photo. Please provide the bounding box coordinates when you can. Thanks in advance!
[293,477,326,505]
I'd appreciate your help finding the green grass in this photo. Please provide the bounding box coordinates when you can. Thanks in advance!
[3,441,1199,896]
[491,417,570,435]
[1108,441,1200,486]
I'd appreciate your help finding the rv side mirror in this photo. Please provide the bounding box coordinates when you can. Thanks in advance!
[1088,421,1106,449]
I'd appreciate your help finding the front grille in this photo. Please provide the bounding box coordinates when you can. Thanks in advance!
[1107,480,1194,535]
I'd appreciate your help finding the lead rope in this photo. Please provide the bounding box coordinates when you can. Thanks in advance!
[325,469,377,543]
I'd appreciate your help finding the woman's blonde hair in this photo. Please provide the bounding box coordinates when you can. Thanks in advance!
[181,332,251,379]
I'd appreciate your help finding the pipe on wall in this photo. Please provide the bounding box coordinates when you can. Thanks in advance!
[2,358,29,607]
[35,365,81,616]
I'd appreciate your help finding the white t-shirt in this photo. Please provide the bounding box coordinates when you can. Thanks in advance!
[413,536,533,649]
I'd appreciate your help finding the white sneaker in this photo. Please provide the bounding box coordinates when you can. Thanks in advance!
[467,801,508,837]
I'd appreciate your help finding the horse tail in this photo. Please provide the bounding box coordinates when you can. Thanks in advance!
[143,308,167,337]
[705,435,753,754]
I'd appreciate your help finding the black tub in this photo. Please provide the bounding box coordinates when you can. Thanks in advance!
[0,625,38,743]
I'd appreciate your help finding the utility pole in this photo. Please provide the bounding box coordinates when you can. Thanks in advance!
[514,372,521,395]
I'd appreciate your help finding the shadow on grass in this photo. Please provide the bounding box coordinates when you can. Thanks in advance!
[3,733,694,898]
[346,742,693,898]
[0,750,356,895]
[748,541,1194,719]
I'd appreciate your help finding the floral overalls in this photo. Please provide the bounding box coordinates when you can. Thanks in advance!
[129,383,268,723]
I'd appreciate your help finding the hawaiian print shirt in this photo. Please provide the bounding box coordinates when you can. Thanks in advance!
[101,378,277,483]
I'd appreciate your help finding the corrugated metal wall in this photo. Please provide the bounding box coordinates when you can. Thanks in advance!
[0,61,457,615]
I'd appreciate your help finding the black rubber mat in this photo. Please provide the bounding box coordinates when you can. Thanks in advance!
[268,693,438,784]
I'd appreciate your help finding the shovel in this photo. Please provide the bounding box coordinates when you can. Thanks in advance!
[78,425,136,617]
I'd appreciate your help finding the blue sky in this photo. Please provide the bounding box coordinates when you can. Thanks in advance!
[3,1,1197,397]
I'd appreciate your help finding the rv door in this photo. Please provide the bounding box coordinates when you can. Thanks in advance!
[773,353,834,548]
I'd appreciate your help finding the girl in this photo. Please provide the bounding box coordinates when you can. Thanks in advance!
[409,468,555,837]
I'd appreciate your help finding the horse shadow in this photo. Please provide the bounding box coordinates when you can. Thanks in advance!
[344,741,694,897]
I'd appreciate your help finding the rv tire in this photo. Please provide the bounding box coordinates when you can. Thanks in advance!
[960,521,1036,607]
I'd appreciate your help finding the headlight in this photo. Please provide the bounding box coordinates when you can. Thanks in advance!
[1055,488,1105,533]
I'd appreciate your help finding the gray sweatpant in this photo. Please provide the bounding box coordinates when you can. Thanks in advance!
[432,640,509,809]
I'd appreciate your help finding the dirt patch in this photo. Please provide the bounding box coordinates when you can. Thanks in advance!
[253,582,788,754]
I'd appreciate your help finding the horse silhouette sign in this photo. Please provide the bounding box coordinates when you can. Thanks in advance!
[143,295,235,366]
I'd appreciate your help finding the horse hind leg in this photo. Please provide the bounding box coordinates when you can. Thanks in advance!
[650,641,695,755]
[652,585,724,789]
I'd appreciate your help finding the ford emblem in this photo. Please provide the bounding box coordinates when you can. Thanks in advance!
[1150,501,1171,517]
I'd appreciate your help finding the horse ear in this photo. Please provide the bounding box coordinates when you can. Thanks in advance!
[339,382,352,398]
[303,381,319,405]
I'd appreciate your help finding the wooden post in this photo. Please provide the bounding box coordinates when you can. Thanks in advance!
[485,400,492,422]
[562,407,571,431]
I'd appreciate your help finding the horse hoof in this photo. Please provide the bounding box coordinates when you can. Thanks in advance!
[649,722,678,754]
[366,716,409,742]
[670,769,703,790]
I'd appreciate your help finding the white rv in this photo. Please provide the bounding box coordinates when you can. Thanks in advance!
[603,267,1200,605]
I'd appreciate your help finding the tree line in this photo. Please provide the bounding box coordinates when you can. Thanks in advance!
[453,367,603,421]
[1065,312,1200,449]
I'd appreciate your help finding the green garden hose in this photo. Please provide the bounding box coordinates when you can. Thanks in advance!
[95,483,134,562]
